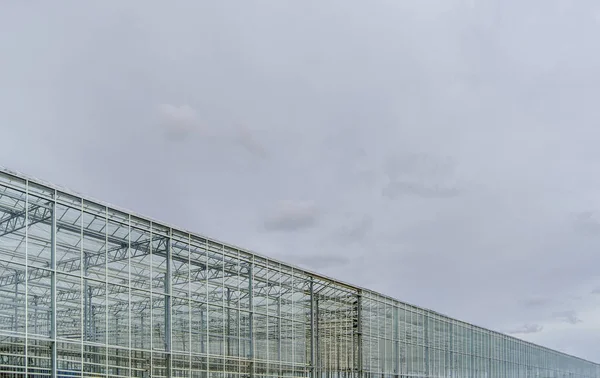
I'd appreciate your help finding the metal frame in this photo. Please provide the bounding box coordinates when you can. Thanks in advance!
[0,166,598,378]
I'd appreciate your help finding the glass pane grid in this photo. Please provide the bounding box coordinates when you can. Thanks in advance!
[0,169,598,378]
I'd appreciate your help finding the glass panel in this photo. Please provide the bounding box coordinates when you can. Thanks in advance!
[0,261,27,335]
[28,339,53,377]
[152,293,167,351]
[82,278,106,344]
[190,300,207,355]
[108,347,130,378]
[130,223,151,292]
[107,282,129,347]
[172,297,190,353]
[27,267,52,338]
[0,184,28,266]
[83,345,106,376]
[27,195,53,269]
[56,272,82,340]
[57,341,82,377]
[130,288,152,350]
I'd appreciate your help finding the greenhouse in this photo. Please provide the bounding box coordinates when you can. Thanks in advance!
[0,167,598,378]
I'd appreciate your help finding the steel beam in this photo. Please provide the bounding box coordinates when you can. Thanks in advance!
[0,204,51,238]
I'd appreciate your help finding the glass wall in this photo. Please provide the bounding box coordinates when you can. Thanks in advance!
[0,168,598,378]
[360,291,600,378]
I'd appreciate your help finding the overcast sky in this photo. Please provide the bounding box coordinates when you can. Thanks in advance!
[2,0,600,361]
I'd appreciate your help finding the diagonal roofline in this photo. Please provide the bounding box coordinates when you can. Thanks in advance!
[0,164,598,366]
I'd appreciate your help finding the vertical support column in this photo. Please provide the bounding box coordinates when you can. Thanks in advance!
[424,314,430,378]
[277,295,281,363]
[24,181,29,376]
[50,193,57,378]
[488,334,492,378]
[149,223,154,374]
[128,215,132,377]
[469,327,474,378]
[315,296,320,378]
[356,291,363,378]
[83,256,88,342]
[336,324,340,378]
[290,270,296,377]
[165,235,172,378]
[141,316,145,349]
[500,336,504,378]
[13,274,18,333]
[80,200,85,377]
[248,260,254,378]
[237,260,242,375]
[221,250,226,377]
[309,278,316,378]
[104,208,109,377]
[187,235,192,376]
[393,306,399,378]
[449,322,454,378]
[115,318,120,377]
[200,308,205,354]
[226,288,231,357]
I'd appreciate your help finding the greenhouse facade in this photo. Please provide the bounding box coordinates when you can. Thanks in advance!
[0,167,598,378]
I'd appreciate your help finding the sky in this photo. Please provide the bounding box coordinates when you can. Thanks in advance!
[2,0,600,362]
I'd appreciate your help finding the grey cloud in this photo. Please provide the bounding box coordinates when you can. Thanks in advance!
[505,324,544,335]
[592,288,600,295]
[3,0,600,361]
[288,254,351,270]
[553,310,583,325]
[336,215,373,244]
[572,211,600,236]
[385,153,456,181]
[236,124,268,158]
[263,200,319,232]
[520,296,552,308]
[383,181,460,199]
[382,153,460,199]
[157,103,202,141]
[157,103,268,160]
